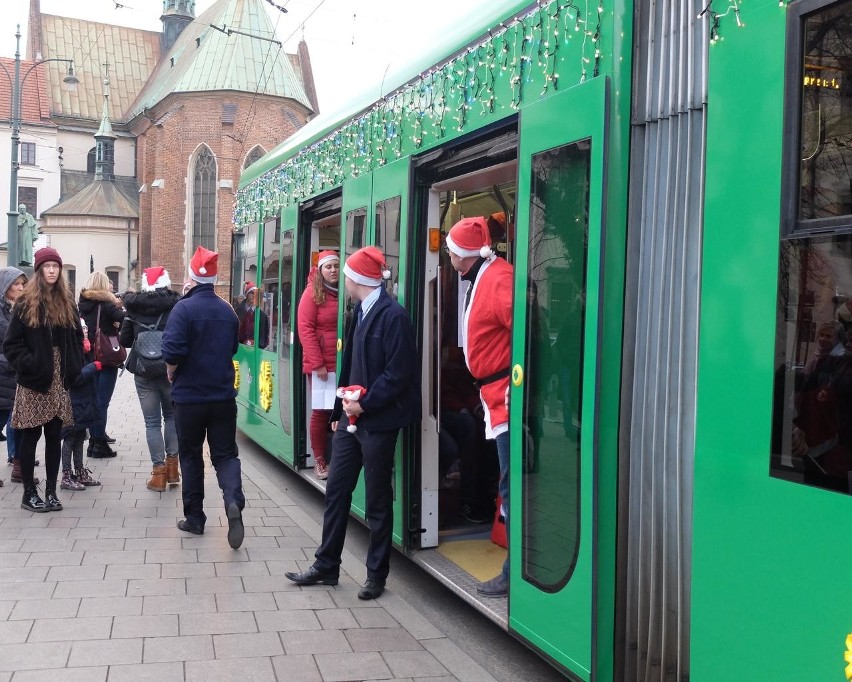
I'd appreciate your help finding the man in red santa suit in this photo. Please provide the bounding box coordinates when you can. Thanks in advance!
[446,216,513,597]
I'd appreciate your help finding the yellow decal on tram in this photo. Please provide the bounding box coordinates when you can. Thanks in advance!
[259,360,273,412]
[844,633,852,679]
[233,360,240,390]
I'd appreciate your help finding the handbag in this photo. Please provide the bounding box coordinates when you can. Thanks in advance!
[94,304,127,368]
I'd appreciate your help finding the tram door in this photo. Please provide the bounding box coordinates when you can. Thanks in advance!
[509,78,607,679]
[371,157,412,548]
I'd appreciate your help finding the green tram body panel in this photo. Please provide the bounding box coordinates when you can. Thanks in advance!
[231,0,852,679]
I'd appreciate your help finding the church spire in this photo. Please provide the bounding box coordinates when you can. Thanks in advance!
[94,64,116,181]
[161,0,196,52]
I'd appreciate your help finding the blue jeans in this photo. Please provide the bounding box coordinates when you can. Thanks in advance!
[135,375,178,466]
[495,430,510,579]
[91,366,119,438]
[6,412,19,461]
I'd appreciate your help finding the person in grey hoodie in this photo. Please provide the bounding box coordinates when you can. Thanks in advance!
[0,266,27,483]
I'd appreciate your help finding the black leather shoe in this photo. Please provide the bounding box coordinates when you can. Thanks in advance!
[226,502,244,550]
[285,565,338,586]
[358,579,385,600]
[21,485,49,513]
[105,434,116,444]
[177,519,204,535]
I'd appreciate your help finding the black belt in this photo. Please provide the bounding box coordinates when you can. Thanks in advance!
[473,367,511,390]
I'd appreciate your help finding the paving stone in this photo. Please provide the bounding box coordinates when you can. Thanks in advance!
[67,638,143,667]
[142,634,214,662]
[104,662,184,682]
[214,592,278,612]
[314,651,393,681]
[161,562,216,579]
[142,594,216,615]
[270,654,323,682]
[185,657,276,682]
[185,576,244,594]
[11,667,107,681]
[127,578,186,596]
[346,627,423,652]
[144,549,197,564]
[179,611,257,636]
[272,590,337,611]
[0,618,33,643]
[213,561,269,577]
[0,552,28,567]
[0,566,49,582]
[112,614,179,639]
[28,616,113,642]
[196,548,249,563]
[0,642,72,671]
[9,598,80,620]
[254,609,322,632]
[82,550,144,565]
[212,631,284,658]
[47,565,107,582]
[124,538,182,551]
[24,551,84,567]
[421,638,498,682]
[7,581,59,600]
[105,564,162,580]
[383,650,451,678]
[54,579,128,599]
[317,608,359,630]
[73,538,127,551]
[241,574,293,592]
[351,606,400,629]
[281,629,352,654]
[78,596,143,618]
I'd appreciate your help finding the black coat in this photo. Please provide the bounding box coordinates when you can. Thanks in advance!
[119,288,180,376]
[331,287,420,432]
[3,306,84,393]
[63,362,100,433]
[78,289,125,363]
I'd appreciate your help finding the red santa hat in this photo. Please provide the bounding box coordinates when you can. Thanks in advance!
[243,281,257,296]
[316,250,339,269]
[343,246,391,287]
[141,266,171,292]
[188,246,218,283]
[446,217,494,259]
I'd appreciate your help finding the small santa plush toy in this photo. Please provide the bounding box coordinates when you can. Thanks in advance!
[336,385,367,432]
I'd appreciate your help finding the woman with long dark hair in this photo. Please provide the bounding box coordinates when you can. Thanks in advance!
[3,248,84,512]
[297,251,339,479]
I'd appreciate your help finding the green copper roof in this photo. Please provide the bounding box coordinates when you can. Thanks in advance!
[128,0,311,118]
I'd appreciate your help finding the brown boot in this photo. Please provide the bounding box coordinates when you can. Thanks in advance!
[147,464,167,492]
[165,456,180,485]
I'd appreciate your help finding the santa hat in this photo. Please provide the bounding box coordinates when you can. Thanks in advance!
[244,281,257,296]
[446,217,494,259]
[343,246,391,287]
[141,266,171,292]
[188,246,218,283]
[316,250,339,269]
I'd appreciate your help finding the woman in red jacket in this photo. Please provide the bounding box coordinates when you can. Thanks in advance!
[297,251,339,479]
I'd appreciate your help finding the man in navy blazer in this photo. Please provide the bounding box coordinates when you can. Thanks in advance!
[286,246,419,599]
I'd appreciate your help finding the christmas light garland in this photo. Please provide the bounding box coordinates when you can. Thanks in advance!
[235,0,606,228]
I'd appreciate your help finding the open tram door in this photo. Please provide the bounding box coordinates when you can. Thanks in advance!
[509,78,608,679]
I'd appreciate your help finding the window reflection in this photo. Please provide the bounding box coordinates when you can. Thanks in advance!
[522,141,589,590]
[376,196,401,299]
[798,1,852,222]
[772,235,852,493]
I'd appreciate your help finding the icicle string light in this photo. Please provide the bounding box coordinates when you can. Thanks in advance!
[234,0,606,228]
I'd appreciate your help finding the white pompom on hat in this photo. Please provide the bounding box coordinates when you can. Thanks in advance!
[446,216,494,259]
[188,246,218,283]
[141,266,172,292]
[343,246,391,287]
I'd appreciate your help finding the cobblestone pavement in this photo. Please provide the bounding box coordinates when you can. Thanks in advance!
[0,371,498,681]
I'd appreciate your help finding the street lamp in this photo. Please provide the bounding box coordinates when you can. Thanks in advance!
[1,24,78,266]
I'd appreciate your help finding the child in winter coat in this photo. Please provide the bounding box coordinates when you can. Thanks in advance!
[60,323,103,490]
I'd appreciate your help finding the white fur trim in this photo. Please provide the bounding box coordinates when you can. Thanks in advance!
[446,234,483,259]
[189,271,217,284]
[317,254,339,268]
[141,272,172,292]
[347,424,357,433]
[343,263,381,287]
[479,245,494,258]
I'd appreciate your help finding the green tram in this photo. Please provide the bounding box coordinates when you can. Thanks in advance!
[231,0,852,679]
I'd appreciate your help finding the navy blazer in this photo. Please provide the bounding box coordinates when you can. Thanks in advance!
[332,287,420,432]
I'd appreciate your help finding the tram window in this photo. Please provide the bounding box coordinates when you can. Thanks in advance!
[772,234,852,495]
[376,196,401,299]
[238,221,259,346]
[347,208,366,249]
[521,141,589,590]
[787,0,852,229]
[279,228,295,434]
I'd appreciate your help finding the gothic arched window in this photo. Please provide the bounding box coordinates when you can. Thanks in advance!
[192,146,217,252]
[244,145,265,169]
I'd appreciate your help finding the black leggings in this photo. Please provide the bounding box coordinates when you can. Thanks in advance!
[19,417,62,487]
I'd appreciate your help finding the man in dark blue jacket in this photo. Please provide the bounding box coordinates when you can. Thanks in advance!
[162,246,244,550]
[286,246,420,599]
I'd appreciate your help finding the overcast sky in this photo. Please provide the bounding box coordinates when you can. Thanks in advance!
[3,0,489,117]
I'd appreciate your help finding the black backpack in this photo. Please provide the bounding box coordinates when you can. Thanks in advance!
[127,313,166,378]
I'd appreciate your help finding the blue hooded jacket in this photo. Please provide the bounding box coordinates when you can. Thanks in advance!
[161,283,238,404]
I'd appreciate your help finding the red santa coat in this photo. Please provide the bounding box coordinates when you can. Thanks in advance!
[297,273,339,375]
[462,257,513,437]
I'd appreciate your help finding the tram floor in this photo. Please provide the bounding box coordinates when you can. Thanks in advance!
[238,431,571,682]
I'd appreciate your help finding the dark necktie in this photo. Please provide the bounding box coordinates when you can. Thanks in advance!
[463,282,473,311]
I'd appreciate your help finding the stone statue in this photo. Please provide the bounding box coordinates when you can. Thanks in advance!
[17,204,39,266]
